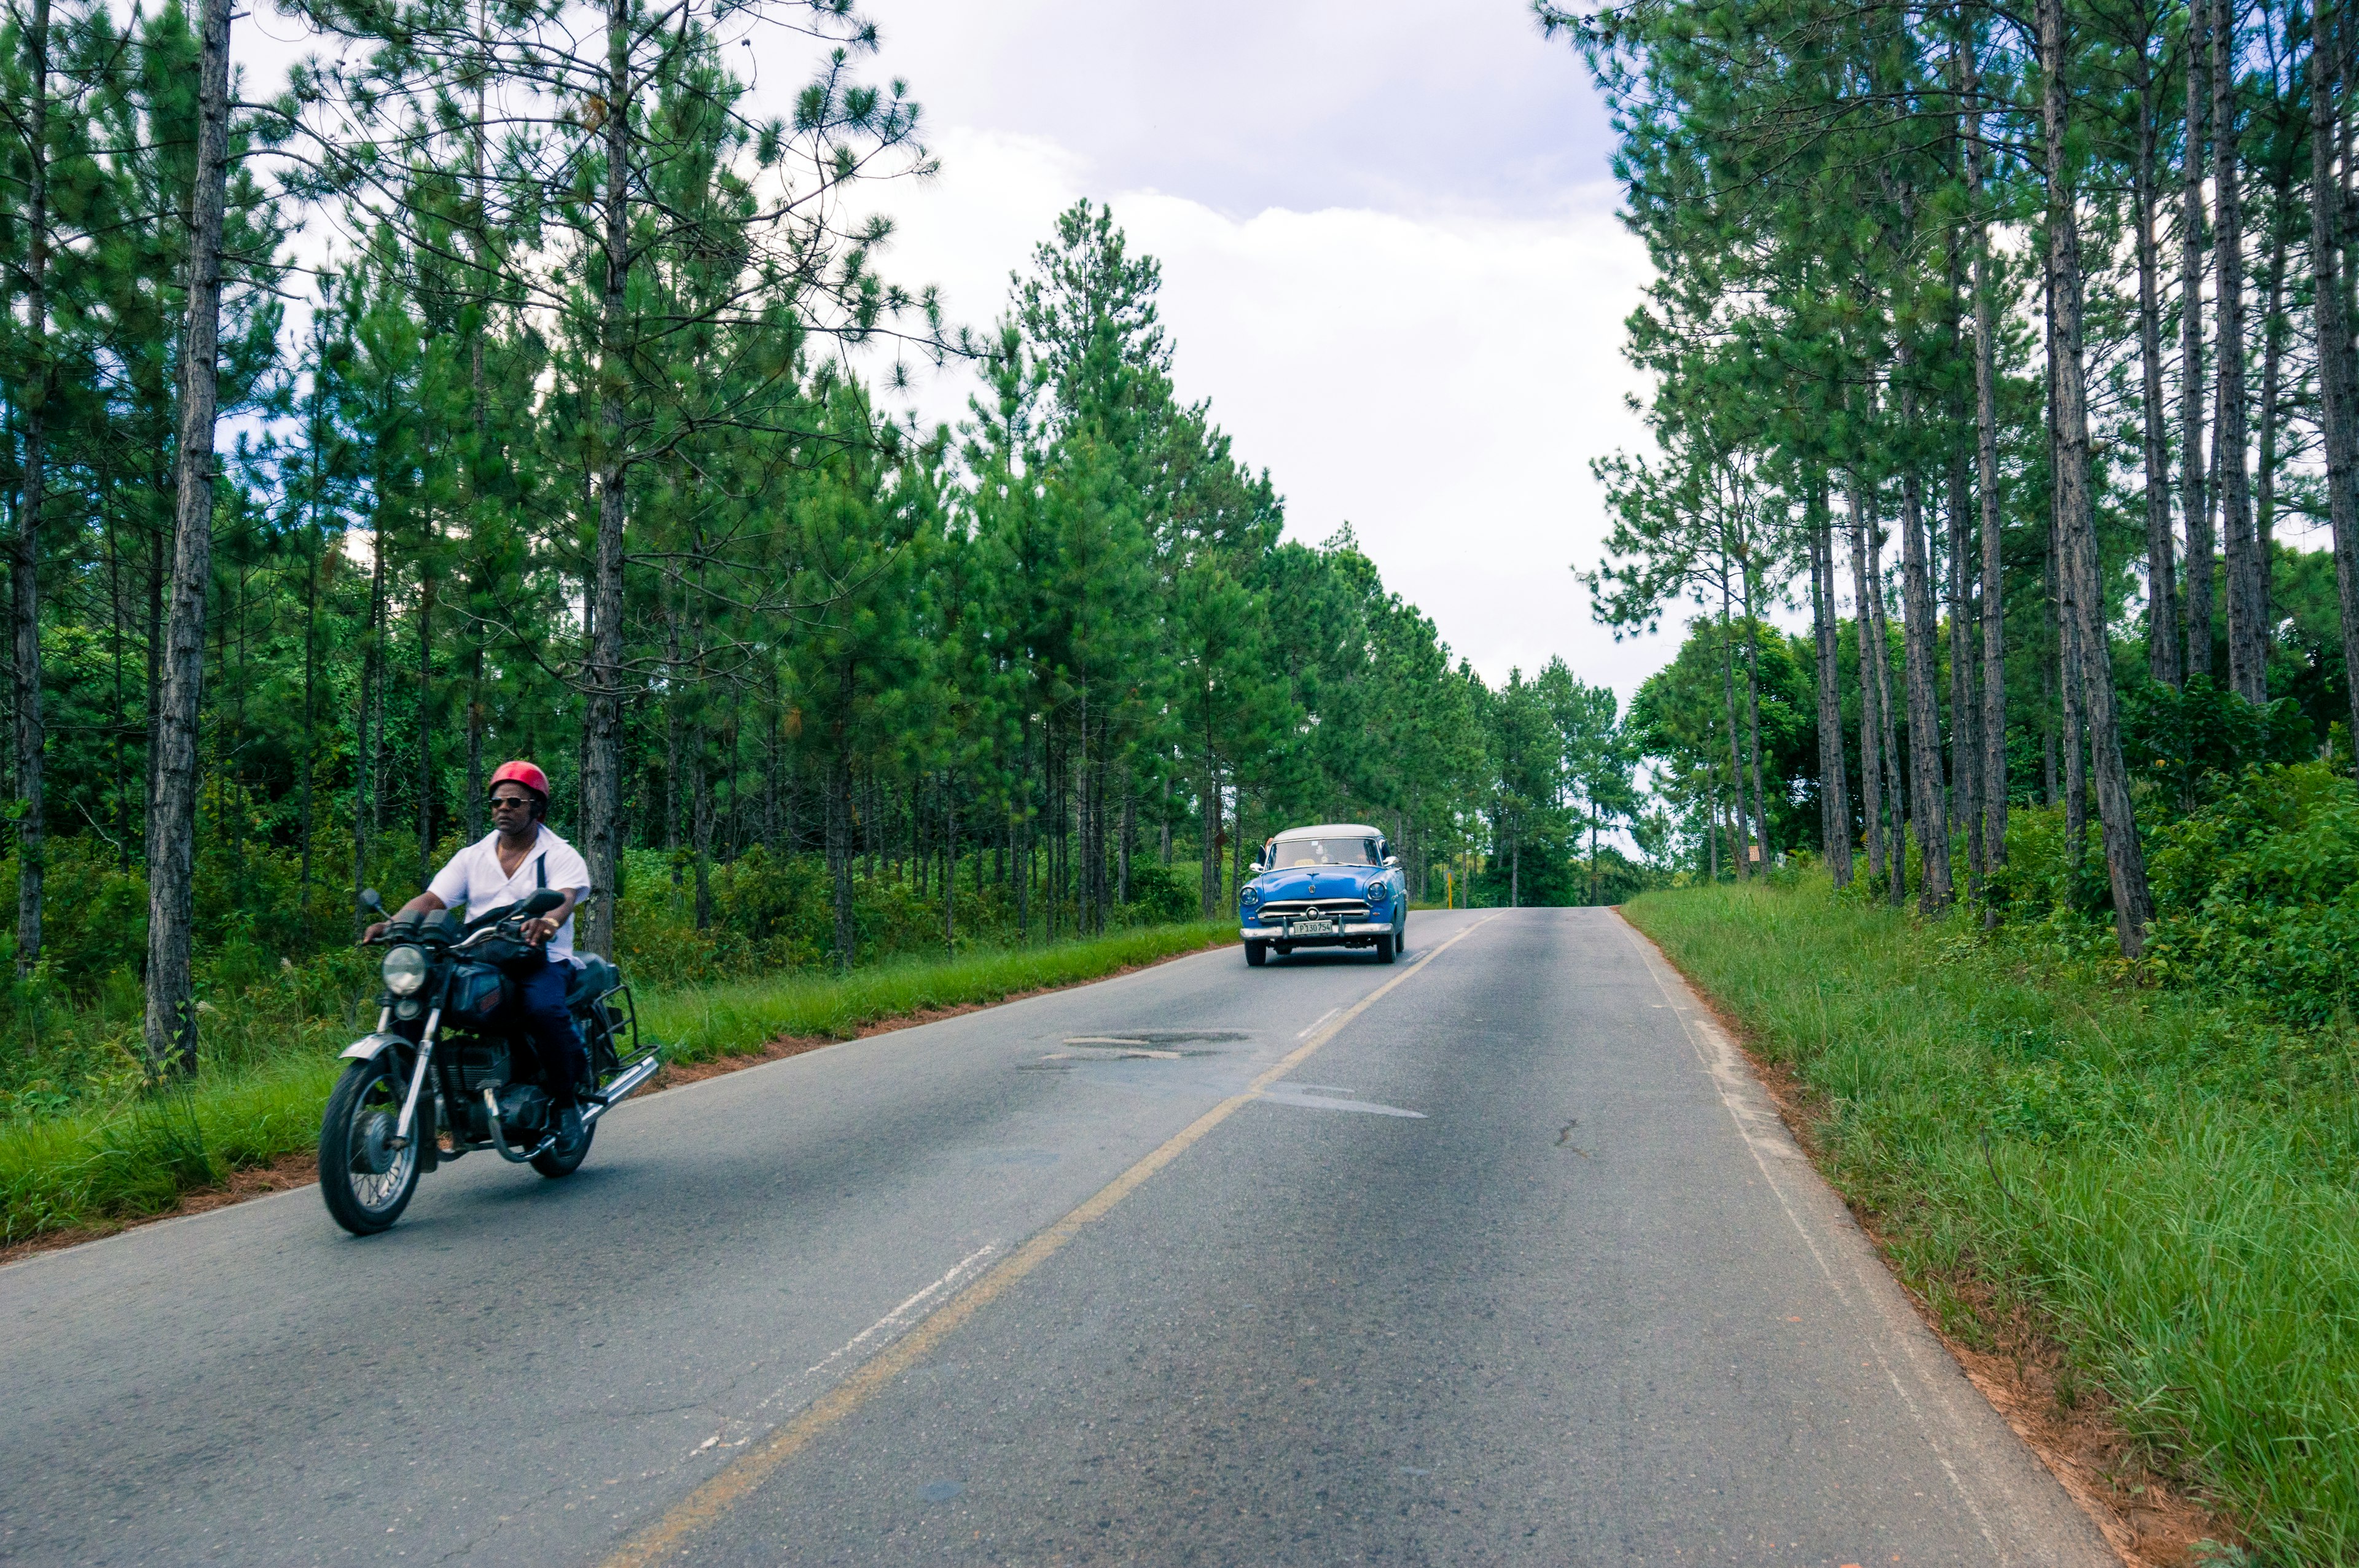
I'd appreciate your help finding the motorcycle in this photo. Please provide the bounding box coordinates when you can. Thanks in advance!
[319,886,662,1235]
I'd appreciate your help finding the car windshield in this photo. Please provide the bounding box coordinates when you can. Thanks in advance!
[1267,837,1380,870]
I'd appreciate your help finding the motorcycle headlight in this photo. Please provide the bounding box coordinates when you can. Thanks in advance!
[381,945,429,996]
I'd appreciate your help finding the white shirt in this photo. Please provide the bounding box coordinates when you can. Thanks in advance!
[427,825,593,961]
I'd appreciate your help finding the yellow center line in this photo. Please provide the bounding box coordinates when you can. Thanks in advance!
[598,911,1501,1568]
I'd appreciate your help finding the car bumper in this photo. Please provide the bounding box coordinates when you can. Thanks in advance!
[1239,921,1395,945]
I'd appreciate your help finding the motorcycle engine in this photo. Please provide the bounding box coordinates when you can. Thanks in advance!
[495,1082,550,1132]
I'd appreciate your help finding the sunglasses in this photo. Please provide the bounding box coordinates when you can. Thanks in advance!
[490,795,536,809]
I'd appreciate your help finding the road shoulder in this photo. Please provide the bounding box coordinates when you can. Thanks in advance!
[1614,908,2207,1568]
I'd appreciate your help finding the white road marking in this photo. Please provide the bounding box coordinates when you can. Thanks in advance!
[799,1244,1000,1381]
[1257,1082,1425,1118]
[1297,1006,1342,1039]
[600,913,1504,1568]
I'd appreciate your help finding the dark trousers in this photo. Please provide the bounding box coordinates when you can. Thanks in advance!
[509,948,587,1105]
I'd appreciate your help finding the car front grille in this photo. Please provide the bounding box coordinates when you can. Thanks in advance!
[1255,899,1371,922]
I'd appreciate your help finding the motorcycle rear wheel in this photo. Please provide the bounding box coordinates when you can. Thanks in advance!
[319,1058,421,1235]
[530,1119,593,1179]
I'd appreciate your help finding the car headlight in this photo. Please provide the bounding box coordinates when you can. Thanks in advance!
[1364,881,1388,905]
[381,945,429,996]
[1241,884,1262,908]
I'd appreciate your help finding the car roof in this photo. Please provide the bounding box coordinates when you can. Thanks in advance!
[1270,823,1382,841]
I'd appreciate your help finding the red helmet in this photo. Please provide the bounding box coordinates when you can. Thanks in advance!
[487,760,550,805]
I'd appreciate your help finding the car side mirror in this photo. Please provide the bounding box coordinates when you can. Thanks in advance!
[1384,855,1401,870]
[521,888,566,917]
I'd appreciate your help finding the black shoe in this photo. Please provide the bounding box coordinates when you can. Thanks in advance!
[577,1085,612,1107]
[554,1102,585,1144]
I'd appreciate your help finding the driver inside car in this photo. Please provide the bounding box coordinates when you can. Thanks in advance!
[362,760,595,1141]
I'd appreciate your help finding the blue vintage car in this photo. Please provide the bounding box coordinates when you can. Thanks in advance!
[1238,822,1408,967]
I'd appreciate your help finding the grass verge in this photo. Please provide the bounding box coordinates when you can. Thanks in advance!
[1624,877,2358,1566]
[1,921,1234,1252]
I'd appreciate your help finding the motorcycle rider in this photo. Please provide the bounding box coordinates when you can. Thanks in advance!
[362,761,595,1141]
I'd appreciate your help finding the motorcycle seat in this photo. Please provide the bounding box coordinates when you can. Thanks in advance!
[566,956,621,1008]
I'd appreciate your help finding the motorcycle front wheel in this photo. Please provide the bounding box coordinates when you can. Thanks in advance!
[319,1056,421,1235]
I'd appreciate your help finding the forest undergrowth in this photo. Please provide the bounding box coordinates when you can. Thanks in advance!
[0,840,1221,1247]
[1626,765,2359,1564]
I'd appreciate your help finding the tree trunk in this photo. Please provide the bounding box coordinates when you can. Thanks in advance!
[2135,33,2181,688]
[1897,380,1953,913]
[1849,489,1888,888]
[1863,497,1907,907]
[827,747,853,970]
[1947,442,1981,897]
[1707,778,1719,883]
[929,768,948,948]
[298,525,318,919]
[1201,715,1223,918]
[143,0,235,1074]
[1740,563,1772,870]
[13,0,50,977]
[2048,265,2089,869]
[1810,484,1853,887]
[2182,0,2216,681]
[691,729,714,931]
[2315,0,2359,764]
[1716,566,1750,879]
[1968,55,2010,872]
[1229,770,1246,917]
[2213,0,2267,703]
[464,644,484,843]
[2253,198,2291,633]
[416,515,436,883]
[352,513,382,933]
[576,0,632,959]
[2043,0,2156,955]
[664,610,683,881]
[2059,522,2090,870]
[1119,770,1133,906]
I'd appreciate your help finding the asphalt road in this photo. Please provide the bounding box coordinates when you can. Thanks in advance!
[1,908,2114,1567]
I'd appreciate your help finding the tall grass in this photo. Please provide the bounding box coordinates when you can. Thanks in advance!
[641,921,1236,1063]
[1626,877,2358,1564]
[1,921,1232,1249]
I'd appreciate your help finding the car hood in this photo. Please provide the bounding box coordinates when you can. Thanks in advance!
[1252,868,1380,901]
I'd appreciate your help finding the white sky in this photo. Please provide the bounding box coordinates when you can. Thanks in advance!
[244,0,1671,700]
[853,0,1664,701]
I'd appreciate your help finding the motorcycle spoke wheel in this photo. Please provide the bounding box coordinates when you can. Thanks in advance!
[319,1058,422,1235]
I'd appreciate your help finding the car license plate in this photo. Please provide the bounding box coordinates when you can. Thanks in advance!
[1289,918,1338,937]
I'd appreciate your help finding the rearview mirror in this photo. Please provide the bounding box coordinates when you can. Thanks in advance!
[358,888,386,914]
[521,888,566,917]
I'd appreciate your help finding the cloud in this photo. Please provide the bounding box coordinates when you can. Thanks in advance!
[877,125,1669,701]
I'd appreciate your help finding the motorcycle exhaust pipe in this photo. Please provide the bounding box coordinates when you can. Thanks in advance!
[582,1053,662,1128]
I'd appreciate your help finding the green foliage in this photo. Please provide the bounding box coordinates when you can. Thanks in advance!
[1629,616,1816,870]
[2118,677,2318,813]
[2139,765,2359,1027]
[1125,863,1195,924]
[1629,879,2358,1562]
